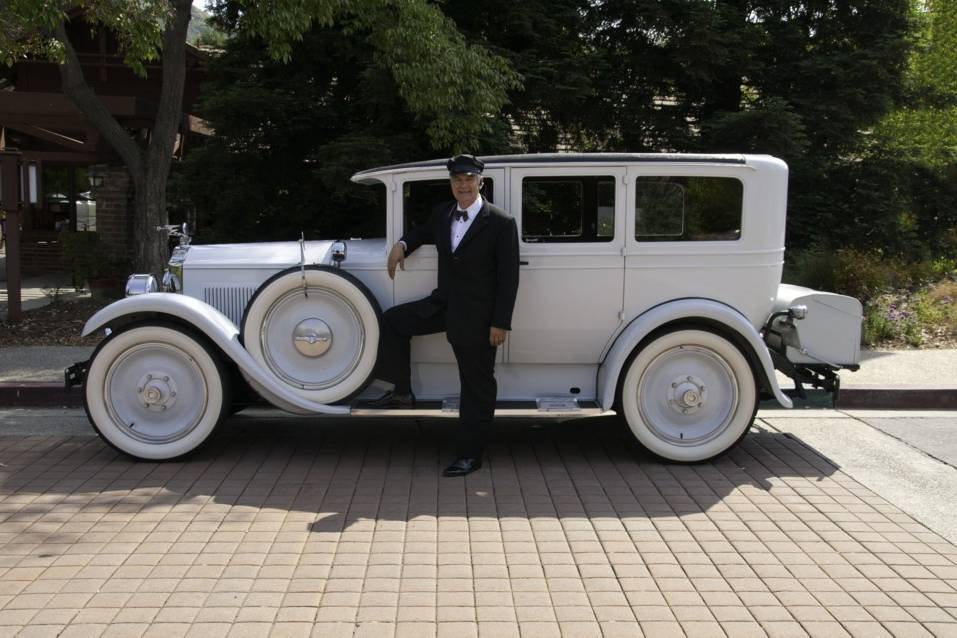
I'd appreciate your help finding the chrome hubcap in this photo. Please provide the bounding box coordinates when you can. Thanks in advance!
[260,287,365,390]
[292,318,333,357]
[137,371,178,412]
[637,345,738,446]
[104,343,208,444]
[668,374,707,415]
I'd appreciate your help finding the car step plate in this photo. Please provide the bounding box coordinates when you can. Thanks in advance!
[536,396,580,412]
[349,399,610,419]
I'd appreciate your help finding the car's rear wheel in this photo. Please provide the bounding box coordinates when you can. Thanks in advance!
[620,328,757,462]
[241,266,380,404]
[84,323,230,460]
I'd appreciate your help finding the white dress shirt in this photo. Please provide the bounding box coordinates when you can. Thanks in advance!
[450,195,483,252]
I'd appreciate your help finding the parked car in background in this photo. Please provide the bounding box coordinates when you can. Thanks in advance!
[69,154,862,462]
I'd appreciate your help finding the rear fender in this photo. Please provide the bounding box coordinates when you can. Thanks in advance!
[82,294,350,415]
[598,298,793,410]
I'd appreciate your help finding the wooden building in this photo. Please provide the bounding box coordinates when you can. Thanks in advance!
[0,13,208,274]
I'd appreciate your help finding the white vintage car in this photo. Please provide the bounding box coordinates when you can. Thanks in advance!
[69,153,862,462]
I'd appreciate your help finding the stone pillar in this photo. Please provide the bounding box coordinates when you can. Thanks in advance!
[94,166,132,260]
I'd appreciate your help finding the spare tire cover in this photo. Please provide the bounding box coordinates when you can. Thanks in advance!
[241,266,381,404]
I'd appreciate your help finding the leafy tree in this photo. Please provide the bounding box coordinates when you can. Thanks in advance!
[441,0,610,152]
[862,0,957,258]
[1,0,515,275]
[176,25,438,242]
[591,0,912,249]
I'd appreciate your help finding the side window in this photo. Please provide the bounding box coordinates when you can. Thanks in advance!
[635,176,742,242]
[521,175,615,243]
[403,178,494,234]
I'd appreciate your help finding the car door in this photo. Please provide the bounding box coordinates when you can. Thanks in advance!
[393,169,505,363]
[507,166,627,363]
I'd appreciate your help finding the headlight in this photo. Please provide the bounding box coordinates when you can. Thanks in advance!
[163,245,190,292]
[125,274,158,296]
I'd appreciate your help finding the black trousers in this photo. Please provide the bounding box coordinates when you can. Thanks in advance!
[378,298,497,459]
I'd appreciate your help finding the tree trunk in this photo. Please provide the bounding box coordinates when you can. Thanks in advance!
[131,169,170,277]
[56,0,192,277]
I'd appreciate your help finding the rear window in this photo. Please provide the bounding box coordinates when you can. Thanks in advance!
[635,176,742,241]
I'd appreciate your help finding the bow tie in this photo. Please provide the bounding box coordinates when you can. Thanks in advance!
[454,209,469,221]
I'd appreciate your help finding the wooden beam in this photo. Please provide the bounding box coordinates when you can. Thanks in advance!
[0,92,137,117]
[20,150,99,163]
[1,121,88,151]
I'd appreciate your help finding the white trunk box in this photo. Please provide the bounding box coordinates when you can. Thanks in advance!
[773,284,863,366]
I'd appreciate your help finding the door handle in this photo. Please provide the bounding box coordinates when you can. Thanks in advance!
[519,260,529,265]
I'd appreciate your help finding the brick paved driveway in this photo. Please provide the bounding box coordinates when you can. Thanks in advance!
[1,416,956,638]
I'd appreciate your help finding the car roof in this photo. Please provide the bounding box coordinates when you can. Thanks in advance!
[351,152,748,183]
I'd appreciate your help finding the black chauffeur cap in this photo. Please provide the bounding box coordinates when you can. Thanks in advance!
[447,154,485,175]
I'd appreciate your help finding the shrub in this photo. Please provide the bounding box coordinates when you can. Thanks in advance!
[787,246,901,303]
[787,245,957,304]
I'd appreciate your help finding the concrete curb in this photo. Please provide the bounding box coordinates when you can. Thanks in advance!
[835,386,957,410]
[0,382,955,410]
[0,382,83,407]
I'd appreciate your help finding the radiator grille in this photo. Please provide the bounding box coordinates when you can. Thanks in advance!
[203,286,257,327]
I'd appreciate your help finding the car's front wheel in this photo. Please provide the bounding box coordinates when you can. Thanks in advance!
[619,328,757,462]
[84,323,230,460]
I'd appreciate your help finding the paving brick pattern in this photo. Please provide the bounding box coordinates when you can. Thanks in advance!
[1,417,956,637]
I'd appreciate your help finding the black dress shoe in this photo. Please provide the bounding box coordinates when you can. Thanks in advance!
[442,457,482,477]
[362,390,415,409]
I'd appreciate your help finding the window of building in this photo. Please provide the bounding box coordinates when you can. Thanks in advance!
[635,176,742,242]
[521,175,615,243]
[403,177,493,234]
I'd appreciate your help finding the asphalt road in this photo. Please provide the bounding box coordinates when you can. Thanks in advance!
[2,407,956,544]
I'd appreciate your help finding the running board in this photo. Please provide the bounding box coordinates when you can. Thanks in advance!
[349,399,613,419]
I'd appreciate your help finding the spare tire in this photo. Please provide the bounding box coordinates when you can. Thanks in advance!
[241,266,381,403]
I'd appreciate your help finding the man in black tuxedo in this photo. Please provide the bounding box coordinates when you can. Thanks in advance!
[368,154,520,477]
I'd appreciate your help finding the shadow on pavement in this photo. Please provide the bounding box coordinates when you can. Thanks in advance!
[0,415,839,539]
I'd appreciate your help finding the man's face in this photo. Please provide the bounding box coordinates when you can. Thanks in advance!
[450,173,482,209]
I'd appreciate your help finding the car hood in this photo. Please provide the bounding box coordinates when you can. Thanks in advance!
[183,241,335,269]
[183,239,387,269]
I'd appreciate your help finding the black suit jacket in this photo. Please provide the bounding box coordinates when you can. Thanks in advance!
[401,199,520,346]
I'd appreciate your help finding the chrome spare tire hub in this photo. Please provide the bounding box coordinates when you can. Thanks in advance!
[293,318,333,357]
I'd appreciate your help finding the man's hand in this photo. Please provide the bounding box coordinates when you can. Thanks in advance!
[387,242,406,280]
[489,326,507,347]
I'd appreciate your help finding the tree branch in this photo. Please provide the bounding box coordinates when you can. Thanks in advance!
[147,0,192,180]
[55,21,144,179]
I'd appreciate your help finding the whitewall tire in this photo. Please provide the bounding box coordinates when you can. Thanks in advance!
[241,267,380,404]
[84,323,229,461]
[620,329,758,462]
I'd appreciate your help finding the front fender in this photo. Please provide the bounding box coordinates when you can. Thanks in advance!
[82,294,350,415]
[597,298,793,410]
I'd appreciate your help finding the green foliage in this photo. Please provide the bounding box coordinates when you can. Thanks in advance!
[202,0,518,151]
[441,0,608,152]
[176,22,484,242]
[0,0,169,75]
[60,231,131,290]
[785,245,954,303]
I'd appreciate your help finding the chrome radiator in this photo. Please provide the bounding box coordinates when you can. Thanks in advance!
[202,286,257,327]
